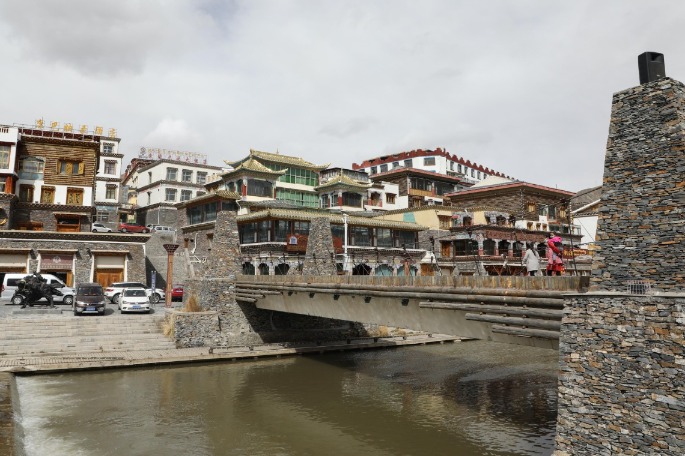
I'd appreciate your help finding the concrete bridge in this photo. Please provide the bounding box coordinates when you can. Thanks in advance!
[234,275,588,350]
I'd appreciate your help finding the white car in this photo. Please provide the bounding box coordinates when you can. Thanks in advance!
[91,222,112,233]
[104,282,165,304]
[118,288,151,313]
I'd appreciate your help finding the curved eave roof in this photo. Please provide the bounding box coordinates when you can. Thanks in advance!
[237,209,427,231]
[315,175,372,191]
[221,157,286,179]
[225,149,330,171]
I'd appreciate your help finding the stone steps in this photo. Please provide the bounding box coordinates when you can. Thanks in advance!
[0,314,176,357]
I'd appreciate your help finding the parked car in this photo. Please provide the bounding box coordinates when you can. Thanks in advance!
[118,288,151,313]
[152,225,176,235]
[73,282,106,316]
[118,222,150,233]
[171,285,184,301]
[91,222,112,233]
[1,273,75,305]
[104,282,165,304]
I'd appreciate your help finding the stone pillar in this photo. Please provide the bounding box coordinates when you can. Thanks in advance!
[555,77,685,456]
[302,217,337,275]
[492,239,500,256]
[203,211,241,279]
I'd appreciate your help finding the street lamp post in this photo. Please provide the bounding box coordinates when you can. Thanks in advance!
[162,243,179,307]
[342,213,349,274]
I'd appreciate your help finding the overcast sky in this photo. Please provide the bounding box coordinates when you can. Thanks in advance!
[1,1,684,192]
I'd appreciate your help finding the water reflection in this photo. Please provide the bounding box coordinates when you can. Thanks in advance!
[15,341,558,456]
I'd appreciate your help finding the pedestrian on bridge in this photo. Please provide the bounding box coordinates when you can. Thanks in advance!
[522,243,540,276]
[546,232,564,276]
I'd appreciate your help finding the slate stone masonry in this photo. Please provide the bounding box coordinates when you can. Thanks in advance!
[555,76,685,455]
[302,217,337,276]
[591,77,685,292]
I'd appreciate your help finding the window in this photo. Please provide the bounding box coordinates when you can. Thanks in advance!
[166,168,178,181]
[105,185,117,200]
[19,157,45,180]
[293,221,309,235]
[394,230,417,248]
[59,160,84,175]
[0,145,9,169]
[321,194,330,208]
[527,202,537,213]
[350,226,371,246]
[197,191,206,197]
[66,188,84,205]
[380,164,388,173]
[182,170,193,182]
[404,159,412,168]
[376,228,392,247]
[0,181,5,193]
[410,177,431,191]
[246,179,273,198]
[102,142,114,154]
[342,192,362,207]
[477,171,482,179]
[458,164,462,173]
[438,215,451,229]
[19,184,34,202]
[370,166,377,175]
[275,188,318,208]
[386,193,396,204]
[181,190,193,201]
[96,211,109,222]
[450,161,454,171]
[265,165,318,186]
[392,161,399,168]
[40,186,55,204]
[424,157,436,166]
[471,169,475,178]
[104,160,117,175]
[165,188,177,201]
[197,172,207,185]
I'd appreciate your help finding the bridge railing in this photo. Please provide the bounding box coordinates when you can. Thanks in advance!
[237,274,588,292]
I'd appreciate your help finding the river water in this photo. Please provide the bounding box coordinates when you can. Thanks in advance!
[13,340,559,456]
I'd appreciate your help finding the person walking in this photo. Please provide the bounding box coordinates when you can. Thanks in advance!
[546,232,564,276]
[522,243,540,276]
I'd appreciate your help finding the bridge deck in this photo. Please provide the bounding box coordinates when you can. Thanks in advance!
[233,275,587,349]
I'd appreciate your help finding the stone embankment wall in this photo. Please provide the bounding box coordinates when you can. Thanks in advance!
[556,294,684,454]
[555,77,685,455]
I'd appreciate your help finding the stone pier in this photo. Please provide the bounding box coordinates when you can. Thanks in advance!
[173,212,367,348]
[302,217,337,276]
[554,77,685,454]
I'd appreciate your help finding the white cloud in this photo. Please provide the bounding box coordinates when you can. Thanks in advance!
[1,0,685,192]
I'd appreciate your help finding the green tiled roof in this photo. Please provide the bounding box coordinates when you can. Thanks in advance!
[225,149,330,171]
[237,208,427,231]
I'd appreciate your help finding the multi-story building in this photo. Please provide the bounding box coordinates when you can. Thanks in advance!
[436,177,588,275]
[10,122,123,232]
[122,148,223,227]
[0,121,148,287]
[220,149,329,210]
[352,147,510,185]
[93,136,125,229]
